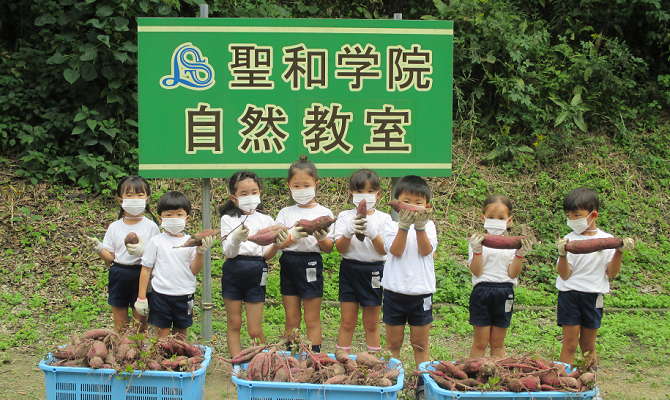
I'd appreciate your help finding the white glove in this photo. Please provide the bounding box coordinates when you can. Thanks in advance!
[515,237,533,258]
[413,209,432,231]
[86,236,103,254]
[398,209,415,231]
[275,228,289,246]
[126,237,146,256]
[289,225,308,242]
[134,298,149,316]
[344,215,366,239]
[313,228,329,242]
[364,220,379,240]
[468,233,485,254]
[617,237,635,253]
[232,225,249,243]
[556,238,568,257]
[197,235,215,255]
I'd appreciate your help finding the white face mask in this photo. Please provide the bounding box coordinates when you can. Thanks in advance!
[121,198,146,216]
[291,187,315,205]
[236,194,261,213]
[352,192,378,211]
[161,217,186,235]
[567,212,593,234]
[484,217,510,235]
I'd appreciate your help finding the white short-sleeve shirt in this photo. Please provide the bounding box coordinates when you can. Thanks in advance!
[102,217,160,265]
[141,232,198,296]
[275,204,335,253]
[555,229,616,293]
[221,212,276,258]
[467,243,517,287]
[381,219,438,295]
[334,209,392,263]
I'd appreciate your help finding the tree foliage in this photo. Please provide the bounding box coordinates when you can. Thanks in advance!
[0,0,668,191]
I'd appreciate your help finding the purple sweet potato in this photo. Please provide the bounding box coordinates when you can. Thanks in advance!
[566,238,624,254]
[482,234,527,250]
[296,216,335,235]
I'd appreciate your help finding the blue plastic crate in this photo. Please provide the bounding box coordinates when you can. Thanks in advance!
[419,361,599,400]
[39,345,211,400]
[232,353,404,400]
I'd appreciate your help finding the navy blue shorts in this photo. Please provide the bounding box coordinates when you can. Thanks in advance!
[339,258,383,307]
[221,255,268,302]
[108,263,142,308]
[279,251,323,298]
[469,282,515,328]
[557,290,604,329]
[148,291,194,330]
[382,290,433,326]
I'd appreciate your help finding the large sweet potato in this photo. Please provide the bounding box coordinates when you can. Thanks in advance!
[296,216,335,235]
[566,238,624,254]
[124,232,139,246]
[355,199,367,242]
[482,234,526,250]
[179,229,219,247]
[248,225,289,246]
[387,200,425,213]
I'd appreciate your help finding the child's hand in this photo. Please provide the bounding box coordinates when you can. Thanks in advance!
[468,233,485,253]
[344,215,366,238]
[85,236,103,254]
[134,297,149,316]
[313,228,329,242]
[556,237,568,257]
[413,209,432,230]
[364,220,379,240]
[515,237,533,258]
[197,235,215,254]
[126,237,146,256]
[617,237,636,253]
[232,225,250,242]
[289,225,308,242]
[398,209,415,231]
[275,228,289,246]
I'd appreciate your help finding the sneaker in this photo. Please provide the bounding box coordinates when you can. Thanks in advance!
[415,383,425,400]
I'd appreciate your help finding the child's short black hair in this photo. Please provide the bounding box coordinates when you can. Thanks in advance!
[287,155,318,183]
[563,187,599,213]
[349,169,381,191]
[157,191,192,215]
[482,194,513,214]
[393,175,431,203]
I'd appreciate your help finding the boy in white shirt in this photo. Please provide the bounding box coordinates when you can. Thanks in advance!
[380,175,438,400]
[555,187,635,365]
[134,191,214,339]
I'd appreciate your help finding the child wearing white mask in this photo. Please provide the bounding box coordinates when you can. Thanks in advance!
[218,170,282,357]
[275,156,335,353]
[334,169,392,355]
[134,191,213,339]
[467,194,533,358]
[555,187,635,366]
[84,175,160,332]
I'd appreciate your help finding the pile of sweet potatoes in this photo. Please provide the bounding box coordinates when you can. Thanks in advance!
[227,342,400,387]
[426,355,595,393]
[48,328,205,373]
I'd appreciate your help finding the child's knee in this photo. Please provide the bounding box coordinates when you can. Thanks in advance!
[247,326,264,339]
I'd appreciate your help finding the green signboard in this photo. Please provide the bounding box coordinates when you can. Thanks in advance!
[138,18,453,178]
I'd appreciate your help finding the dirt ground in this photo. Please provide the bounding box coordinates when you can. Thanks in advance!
[2,347,669,400]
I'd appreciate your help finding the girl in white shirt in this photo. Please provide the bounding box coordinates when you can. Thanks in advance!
[467,194,533,357]
[275,156,334,353]
[219,171,282,357]
[334,169,391,354]
[84,175,160,332]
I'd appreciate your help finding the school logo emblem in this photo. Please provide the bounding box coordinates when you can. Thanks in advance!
[160,42,215,90]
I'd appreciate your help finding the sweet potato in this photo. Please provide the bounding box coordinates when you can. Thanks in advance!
[435,361,468,380]
[354,351,382,368]
[579,372,596,388]
[482,234,527,250]
[179,229,219,247]
[81,329,118,341]
[125,232,139,246]
[377,378,393,387]
[509,376,541,392]
[355,199,367,242]
[566,238,624,254]
[87,341,107,361]
[387,200,426,213]
[325,375,348,385]
[296,216,335,235]
[478,361,498,377]
[463,358,488,374]
[88,356,104,369]
[343,357,358,373]
[248,225,289,246]
[560,376,580,389]
[226,345,267,365]
[383,368,400,380]
[273,365,290,382]
[332,363,346,376]
[334,348,350,363]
